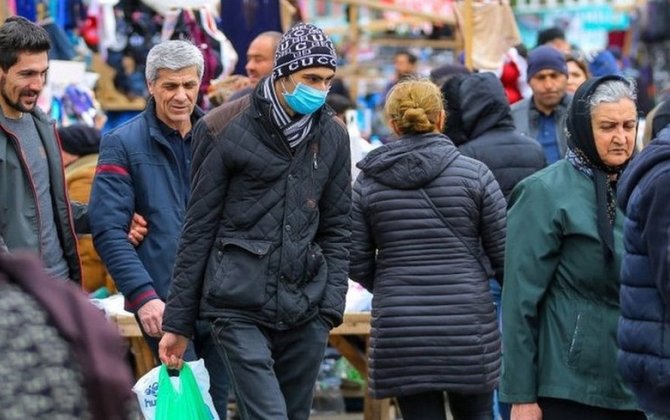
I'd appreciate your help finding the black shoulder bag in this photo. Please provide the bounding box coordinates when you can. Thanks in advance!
[419,188,492,277]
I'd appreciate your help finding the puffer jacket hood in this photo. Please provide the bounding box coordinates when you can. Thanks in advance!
[618,126,670,210]
[357,133,459,189]
[441,74,468,146]
[459,72,516,139]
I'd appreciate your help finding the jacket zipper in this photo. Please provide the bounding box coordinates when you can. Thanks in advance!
[53,125,83,282]
[569,313,582,355]
[2,124,44,256]
[155,133,188,209]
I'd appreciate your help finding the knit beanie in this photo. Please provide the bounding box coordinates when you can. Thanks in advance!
[57,125,101,156]
[272,23,337,80]
[588,50,619,77]
[526,45,568,81]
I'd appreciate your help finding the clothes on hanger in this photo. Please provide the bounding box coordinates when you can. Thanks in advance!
[219,0,282,75]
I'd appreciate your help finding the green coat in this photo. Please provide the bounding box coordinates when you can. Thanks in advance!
[499,160,638,410]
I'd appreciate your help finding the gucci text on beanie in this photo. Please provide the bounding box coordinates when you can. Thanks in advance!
[272,23,337,80]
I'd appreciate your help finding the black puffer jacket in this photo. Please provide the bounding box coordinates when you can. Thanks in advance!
[349,133,506,398]
[162,83,351,338]
[443,72,545,200]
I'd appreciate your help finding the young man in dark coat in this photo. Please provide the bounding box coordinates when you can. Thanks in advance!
[160,23,352,420]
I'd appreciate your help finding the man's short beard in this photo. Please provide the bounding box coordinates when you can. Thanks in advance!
[0,76,37,114]
[2,91,34,114]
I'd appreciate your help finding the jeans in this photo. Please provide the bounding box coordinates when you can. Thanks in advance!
[194,320,230,419]
[489,279,510,420]
[135,315,230,419]
[397,390,493,420]
[211,315,330,420]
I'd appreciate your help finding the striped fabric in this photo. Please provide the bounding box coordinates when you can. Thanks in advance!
[95,164,129,176]
[262,78,313,150]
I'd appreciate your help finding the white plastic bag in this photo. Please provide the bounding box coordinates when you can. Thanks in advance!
[345,280,372,312]
[132,359,220,420]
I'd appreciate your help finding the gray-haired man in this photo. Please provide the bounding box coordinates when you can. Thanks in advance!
[89,40,228,417]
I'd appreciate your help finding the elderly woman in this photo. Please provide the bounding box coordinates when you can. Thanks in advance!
[349,78,507,420]
[500,75,645,420]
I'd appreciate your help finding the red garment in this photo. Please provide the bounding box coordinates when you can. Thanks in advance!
[501,60,522,104]
[608,31,626,50]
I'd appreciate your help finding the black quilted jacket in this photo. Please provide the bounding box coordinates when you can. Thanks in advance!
[349,133,506,398]
[455,73,546,200]
[162,85,352,337]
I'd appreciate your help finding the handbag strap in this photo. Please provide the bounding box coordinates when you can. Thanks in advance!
[419,188,491,276]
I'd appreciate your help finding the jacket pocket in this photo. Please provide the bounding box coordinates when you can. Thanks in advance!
[208,238,272,309]
[301,242,328,307]
[276,243,328,325]
[566,311,601,377]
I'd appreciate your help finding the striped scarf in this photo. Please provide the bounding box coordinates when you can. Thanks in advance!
[262,78,313,150]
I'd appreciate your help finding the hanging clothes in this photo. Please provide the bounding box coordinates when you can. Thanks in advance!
[219,0,282,75]
[167,8,225,106]
[7,0,18,17]
[455,2,521,72]
[16,0,37,21]
[199,7,238,78]
[382,0,455,36]
[58,0,84,30]
[138,0,218,16]
[42,19,77,60]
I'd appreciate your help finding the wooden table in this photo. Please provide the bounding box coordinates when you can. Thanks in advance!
[110,312,390,420]
[329,312,392,420]
[110,313,157,380]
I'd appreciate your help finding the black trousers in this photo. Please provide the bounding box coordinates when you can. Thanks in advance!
[396,390,493,420]
[538,397,647,420]
[211,315,330,420]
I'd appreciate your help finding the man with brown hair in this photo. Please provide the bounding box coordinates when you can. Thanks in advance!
[0,16,84,282]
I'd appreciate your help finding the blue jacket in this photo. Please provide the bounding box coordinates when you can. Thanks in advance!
[617,126,670,416]
[90,99,204,312]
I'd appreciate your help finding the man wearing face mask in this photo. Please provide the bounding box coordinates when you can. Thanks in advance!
[159,23,352,420]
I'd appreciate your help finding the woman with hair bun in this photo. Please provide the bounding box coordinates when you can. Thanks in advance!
[349,78,507,420]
